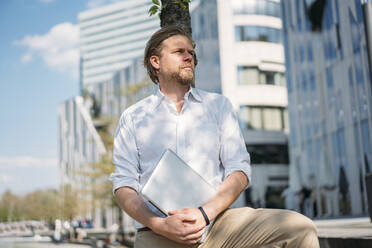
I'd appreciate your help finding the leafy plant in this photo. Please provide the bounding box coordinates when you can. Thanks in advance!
[149,0,191,18]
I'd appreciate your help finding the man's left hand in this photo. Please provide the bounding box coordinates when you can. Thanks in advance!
[168,208,207,231]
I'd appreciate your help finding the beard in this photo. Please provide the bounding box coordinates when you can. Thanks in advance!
[170,67,195,87]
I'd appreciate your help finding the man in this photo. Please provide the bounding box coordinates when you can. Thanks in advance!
[110,26,319,248]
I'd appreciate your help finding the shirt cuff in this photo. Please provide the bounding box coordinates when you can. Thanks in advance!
[109,173,140,195]
[224,162,252,189]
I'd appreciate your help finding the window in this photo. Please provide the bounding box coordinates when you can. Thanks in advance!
[309,68,315,91]
[125,67,130,83]
[237,66,259,85]
[361,120,372,172]
[349,9,361,53]
[289,113,297,147]
[263,107,282,130]
[73,102,78,150]
[296,0,302,31]
[307,41,313,62]
[232,0,281,18]
[326,67,333,89]
[239,106,288,131]
[355,0,364,24]
[235,26,282,43]
[322,0,333,30]
[246,144,289,164]
[301,72,307,92]
[82,122,87,158]
[237,66,285,86]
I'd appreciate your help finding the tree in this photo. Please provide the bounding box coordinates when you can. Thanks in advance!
[22,189,60,223]
[0,190,23,222]
[149,0,192,36]
[59,184,79,221]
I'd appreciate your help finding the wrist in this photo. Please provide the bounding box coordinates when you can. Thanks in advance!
[198,207,210,225]
[202,204,219,221]
[148,217,164,233]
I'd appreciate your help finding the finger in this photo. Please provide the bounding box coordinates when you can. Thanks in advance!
[169,208,189,215]
[178,213,197,222]
[184,227,205,241]
[182,223,203,236]
[168,209,180,215]
[183,238,202,245]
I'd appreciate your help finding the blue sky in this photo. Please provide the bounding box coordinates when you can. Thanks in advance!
[0,0,123,195]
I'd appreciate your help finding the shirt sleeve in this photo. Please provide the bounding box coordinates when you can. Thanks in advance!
[219,97,252,185]
[109,112,141,194]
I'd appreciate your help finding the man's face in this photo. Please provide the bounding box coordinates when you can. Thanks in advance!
[153,35,195,86]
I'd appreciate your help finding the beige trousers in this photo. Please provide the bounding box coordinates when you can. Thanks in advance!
[134,208,319,248]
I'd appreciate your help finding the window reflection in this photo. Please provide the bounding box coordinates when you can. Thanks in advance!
[235,26,282,43]
[232,0,281,18]
[237,66,286,86]
[239,105,288,131]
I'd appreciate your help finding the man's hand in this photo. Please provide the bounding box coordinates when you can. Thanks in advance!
[169,208,207,228]
[151,208,206,245]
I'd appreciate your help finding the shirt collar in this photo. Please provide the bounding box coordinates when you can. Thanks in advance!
[151,85,203,111]
[187,87,203,103]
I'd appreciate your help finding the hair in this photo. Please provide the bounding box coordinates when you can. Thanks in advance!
[144,26,198,84]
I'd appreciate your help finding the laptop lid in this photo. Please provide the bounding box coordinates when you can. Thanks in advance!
[141,149,217,215]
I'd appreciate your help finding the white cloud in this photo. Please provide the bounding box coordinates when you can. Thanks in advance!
[14,22,79,79]
[87,0,123,9]
[0,174,13,184]
[0,156,58,169]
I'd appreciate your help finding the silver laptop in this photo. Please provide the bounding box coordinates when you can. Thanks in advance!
[141,149,217,215]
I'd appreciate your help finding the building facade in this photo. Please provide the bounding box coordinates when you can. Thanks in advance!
[191,0,289,208]
[282,0,372,216]
[78,0,158,88]
[60,0,159,229]
[58,96,107,221]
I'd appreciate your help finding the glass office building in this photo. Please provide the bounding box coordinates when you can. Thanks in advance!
[58,96,107,221]
[191,0,289,208]
[282,0,372,216]
[78,0,158,88]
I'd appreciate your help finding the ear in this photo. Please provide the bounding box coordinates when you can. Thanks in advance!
[150,55,160,70]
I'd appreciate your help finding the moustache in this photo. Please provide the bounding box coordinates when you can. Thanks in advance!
[180,64,194,70]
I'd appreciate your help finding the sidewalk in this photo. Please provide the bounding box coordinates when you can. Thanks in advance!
[314,217,372,248]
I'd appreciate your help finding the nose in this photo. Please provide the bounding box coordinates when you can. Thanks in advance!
[184,52,193,63]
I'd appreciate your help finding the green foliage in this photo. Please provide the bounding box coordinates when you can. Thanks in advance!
[148,5,159,16]
[0,188,79,223]
[0,190,23,222]
[22,189,59,222]
[174,0,190,9]
[149,0,190,18]
[60,185,79,221]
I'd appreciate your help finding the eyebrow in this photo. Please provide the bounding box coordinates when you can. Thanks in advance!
[172,47,195,53]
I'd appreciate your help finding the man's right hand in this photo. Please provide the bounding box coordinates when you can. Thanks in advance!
[151,214,206,245]
[115,187,205,244]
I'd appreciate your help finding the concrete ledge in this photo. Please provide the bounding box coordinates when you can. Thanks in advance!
[315,217,372,248]
[319,237,372,248]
